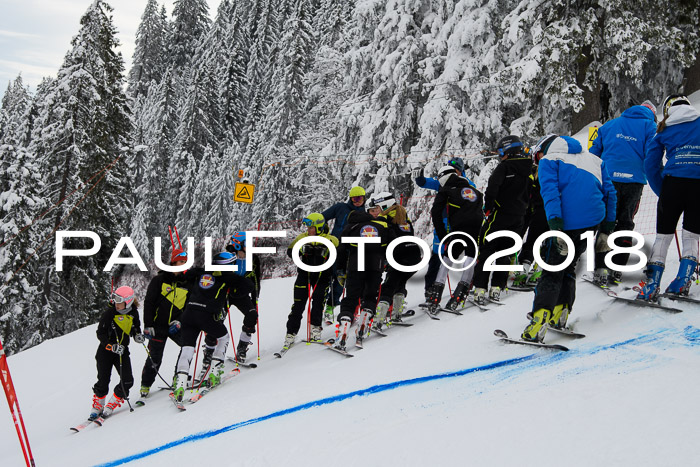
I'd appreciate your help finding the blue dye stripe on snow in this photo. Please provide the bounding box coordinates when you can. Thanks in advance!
[96,326,699,467]
[94,354,537,467]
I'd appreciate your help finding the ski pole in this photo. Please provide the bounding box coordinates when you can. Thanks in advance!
[118,353,134,412]
[256,301,260,360]
[192,333,202,382]
[141,342,173,390]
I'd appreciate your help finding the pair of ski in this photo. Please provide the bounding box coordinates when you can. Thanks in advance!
[70,408,123,432]
[581,274,683,313]
[494,329,578,351]
[169,368,242,409]
[70,416,107,432]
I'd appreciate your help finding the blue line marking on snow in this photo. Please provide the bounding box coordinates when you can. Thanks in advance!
[96,327,696,467]
[95,354,537,467]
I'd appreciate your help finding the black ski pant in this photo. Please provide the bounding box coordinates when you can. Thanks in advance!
[139,330,182,389]
[656,176,700,235]
[203,293,258,348]
[286,271,331,334]
[338,270,383,322]
[325,264,345,308]
[520,206,549,265]
[532,227,592,313]
[93,346,133,399]
[473,213,524,289]
[379,266,416,304]
[595,181,644,269]
[423,253,441,293]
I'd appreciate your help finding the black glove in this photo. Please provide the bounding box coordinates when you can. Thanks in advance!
[107,343,124,355]
[133,333,145,344]
[600,220,616,235]
[548,217,564,231]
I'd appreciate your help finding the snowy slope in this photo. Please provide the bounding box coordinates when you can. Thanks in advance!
[1,247,699,467]
[3,94,700,466]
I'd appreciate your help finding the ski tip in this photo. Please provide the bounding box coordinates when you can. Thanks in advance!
[493,329,508,338]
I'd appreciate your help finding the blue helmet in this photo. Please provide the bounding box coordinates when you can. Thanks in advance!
[213,251,237,265]
[448,156,465,173]
[229,231,246,251]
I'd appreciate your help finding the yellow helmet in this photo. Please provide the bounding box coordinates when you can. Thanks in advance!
[348,186,366,198]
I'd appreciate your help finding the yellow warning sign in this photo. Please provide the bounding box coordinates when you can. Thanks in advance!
[234,182,255,204]
[588,127,599,150]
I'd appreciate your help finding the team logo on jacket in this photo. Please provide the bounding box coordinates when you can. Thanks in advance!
[461,188,477,202]
[399,224,411,232]
[360,225,379,237]
[199,274,215,289]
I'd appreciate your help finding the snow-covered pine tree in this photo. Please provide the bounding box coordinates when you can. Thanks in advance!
[28,0,132,335]
[0,75,31,147]
[127,0,168,99]
[265,0,315,146]
[0,145,50,354]
[169,0,212,71]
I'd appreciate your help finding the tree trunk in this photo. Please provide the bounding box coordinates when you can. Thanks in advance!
[571,45,601,133]
[683,54,700,96]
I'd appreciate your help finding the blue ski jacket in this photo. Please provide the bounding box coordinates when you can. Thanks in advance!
[539,136,617,231]
[645,104,700,196]
[321,200,366,239]
[589,105,656,184]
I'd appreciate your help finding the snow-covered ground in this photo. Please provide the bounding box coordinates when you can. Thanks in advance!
[1,243,699,466]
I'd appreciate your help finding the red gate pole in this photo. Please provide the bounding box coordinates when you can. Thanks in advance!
[0,337,36,466]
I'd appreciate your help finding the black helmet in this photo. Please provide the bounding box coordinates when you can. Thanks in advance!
[496,135,524,157]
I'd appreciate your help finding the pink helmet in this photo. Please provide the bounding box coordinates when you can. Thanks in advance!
[112,286,135,313]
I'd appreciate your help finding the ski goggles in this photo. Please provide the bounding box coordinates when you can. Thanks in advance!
[111,292,134,304]
[172,251,187,260]
[497,141,523,156]
[303,218,324,228]
[351,196,364,203]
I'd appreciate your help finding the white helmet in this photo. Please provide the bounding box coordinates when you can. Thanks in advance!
[367,191,396,211]
[437,165,458,186]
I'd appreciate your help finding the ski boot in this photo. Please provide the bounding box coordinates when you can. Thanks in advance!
[512,261,531,287]
[609,270,622,284]
[473,287,487,306]
[173,371,188,402]
[356,309,373,344]
[425,282,445,315]
[526,264,541,286]
[309,326,322,343]
[593,268,609,286]
[373,301,390,331]
[323,305,335,325]
[283,333,296,349]
[102,393,124,418]
[489,286,501,302]
[207,359,225,387]
[665,256,698,296]
[547,304,570,330]
[521,308,550,343]
[334,316,352,350]
[89,394,106,420]
[139,386,150,399]
[445,281,469,311]
[198,346,214,381]
[636,262,664,302]
[236,339,252,363]
[391,293,405,323]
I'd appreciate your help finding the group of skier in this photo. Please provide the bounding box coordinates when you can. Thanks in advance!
[88,93,699,420]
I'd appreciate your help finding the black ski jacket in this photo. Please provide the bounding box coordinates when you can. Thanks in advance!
[431,174,484,240]
[183,268,254,314]
[96,304,142,349]
[337,211,394,272]
[484,156,532,217]
[143,271,188,333]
